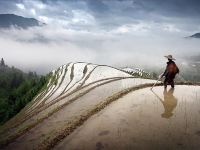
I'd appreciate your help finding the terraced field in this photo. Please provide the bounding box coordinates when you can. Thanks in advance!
[0,62,199,150]
[0,62,156,149]
[55,85,200,150]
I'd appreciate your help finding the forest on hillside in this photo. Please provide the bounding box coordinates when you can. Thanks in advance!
[0,58,48,125]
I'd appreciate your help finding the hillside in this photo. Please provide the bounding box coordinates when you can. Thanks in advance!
[0,62,156,149]
[189,33,200,38]
[0,14,43,29]
[122,67,151,78]
[0,62,199,150]
[0,58,47,125]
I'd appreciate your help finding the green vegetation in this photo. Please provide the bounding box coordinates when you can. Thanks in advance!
[0,58,48,125]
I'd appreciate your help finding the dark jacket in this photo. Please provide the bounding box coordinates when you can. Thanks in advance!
[162,60,179,79]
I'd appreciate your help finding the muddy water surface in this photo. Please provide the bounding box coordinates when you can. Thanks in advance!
[55,85,200,150]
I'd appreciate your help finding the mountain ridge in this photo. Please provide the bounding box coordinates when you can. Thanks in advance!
[0,14,44,29]
[189,33,200,38]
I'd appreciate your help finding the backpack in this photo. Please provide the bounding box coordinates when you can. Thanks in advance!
[167,63,179,75]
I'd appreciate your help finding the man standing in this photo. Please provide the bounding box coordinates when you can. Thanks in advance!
[161,55,179,89]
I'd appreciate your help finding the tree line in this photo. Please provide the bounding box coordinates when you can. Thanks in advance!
[0,58,48,125]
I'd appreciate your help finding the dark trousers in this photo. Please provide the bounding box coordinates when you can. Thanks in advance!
[164,78,174,88]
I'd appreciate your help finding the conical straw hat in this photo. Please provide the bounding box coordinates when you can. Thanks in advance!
[164,55,176,60]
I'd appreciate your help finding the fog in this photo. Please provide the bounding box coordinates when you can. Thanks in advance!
[0,25,199,74]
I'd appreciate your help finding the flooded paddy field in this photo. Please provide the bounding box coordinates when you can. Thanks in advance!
[55,85,200,150]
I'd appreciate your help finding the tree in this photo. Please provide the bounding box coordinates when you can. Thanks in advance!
[0,58,5,67]
[0,61,48,125]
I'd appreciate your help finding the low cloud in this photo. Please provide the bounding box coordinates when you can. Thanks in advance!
[0,24,199,74]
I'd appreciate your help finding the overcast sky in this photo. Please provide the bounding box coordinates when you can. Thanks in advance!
[0,0,200,74]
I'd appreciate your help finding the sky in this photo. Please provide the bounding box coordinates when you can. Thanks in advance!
[0,0,200,74]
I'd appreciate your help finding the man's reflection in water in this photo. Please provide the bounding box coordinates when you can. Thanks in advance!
[161,88,177,119]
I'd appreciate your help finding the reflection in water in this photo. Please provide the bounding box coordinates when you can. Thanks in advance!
[151,88,178,119]
[161,88,177,118]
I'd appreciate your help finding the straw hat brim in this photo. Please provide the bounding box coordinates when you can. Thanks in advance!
[164,56,176,60]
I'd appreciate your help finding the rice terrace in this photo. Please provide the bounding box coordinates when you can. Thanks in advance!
[0,62,200,150]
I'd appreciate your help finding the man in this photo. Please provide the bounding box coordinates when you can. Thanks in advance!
[161,55,179,89]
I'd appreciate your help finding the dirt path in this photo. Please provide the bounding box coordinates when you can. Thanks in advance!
[55,85,200,150]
